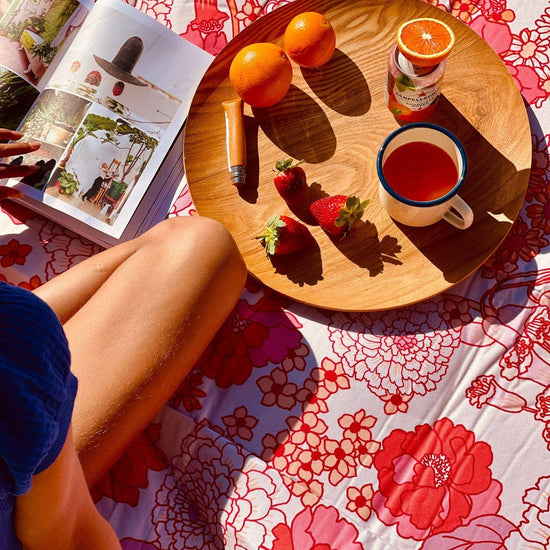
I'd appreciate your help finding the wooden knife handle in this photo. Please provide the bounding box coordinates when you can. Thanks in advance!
[223,99,246,185]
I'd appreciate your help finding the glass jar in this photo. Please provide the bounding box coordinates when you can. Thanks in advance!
[386,45,446,122]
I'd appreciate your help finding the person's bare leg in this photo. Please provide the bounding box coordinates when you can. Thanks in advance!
[34,216,247,485]
[15,428,122,550]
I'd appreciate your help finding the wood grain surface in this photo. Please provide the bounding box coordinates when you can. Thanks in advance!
[183,0,531,312]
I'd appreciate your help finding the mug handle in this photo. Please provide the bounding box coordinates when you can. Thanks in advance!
[443,194,474,229]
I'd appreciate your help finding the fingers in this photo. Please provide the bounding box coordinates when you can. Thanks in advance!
[0,185,24,202]
[0,140,41,158]
[0,130,42,179]
[0,129,24,141]
[0,163,40,180]
[0,129,41,158]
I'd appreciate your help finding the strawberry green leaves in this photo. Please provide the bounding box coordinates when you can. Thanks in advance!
[257,214,313,256]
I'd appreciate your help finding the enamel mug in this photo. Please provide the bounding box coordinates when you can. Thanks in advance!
[377,123,473,229]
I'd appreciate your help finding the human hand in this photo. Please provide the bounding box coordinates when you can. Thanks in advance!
[0,129,41,180]
[0,185,23,202]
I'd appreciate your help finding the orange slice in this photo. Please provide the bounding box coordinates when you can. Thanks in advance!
[396,17,455,67]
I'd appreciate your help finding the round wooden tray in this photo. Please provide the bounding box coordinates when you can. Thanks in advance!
[183,0,531,311]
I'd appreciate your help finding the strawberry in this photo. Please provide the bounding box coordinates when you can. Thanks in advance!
[273,158,307,204]
[257,214,313,256]
[309,195,370,238]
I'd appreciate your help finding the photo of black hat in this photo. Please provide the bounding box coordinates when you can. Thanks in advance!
[93,36,147,87]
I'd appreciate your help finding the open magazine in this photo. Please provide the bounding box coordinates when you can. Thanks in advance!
[0,0,212,247]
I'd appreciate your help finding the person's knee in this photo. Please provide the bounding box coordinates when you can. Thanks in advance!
[142,216,247,292]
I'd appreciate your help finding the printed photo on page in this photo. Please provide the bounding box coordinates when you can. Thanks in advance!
[6,0,212,239]
[0,0,90,130]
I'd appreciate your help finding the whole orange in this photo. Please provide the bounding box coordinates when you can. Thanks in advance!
[229,43,293,108]
[284,12,336,68]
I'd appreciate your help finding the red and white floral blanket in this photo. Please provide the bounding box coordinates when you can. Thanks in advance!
[2,1,550,548]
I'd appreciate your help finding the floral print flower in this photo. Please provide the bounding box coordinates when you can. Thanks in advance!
[154,474,220,549]
[0,238,32,267]
[222,405,258,440]
[261,0,293,15]
[235,0,262,26]
[188,0,229,34]
[537,7,550,40]
[316,357,350,394]
[527,185,550,234]
[338,411,380,468]
[481,253,518,281]
[329,303,461,400]
[287,411,328,446]
[272,505,362,550]
[504,476,550,549]
[380,391,413,415]
[534,387,550,422]
[507,63,548,108]
[284,478,323,507]
[500,334,533,379]
[92,423,168,506]
[281,342,310,372]
[39,221,99,279]
[450,0,481,24]
[469,7,513,55]
[18,274,42,291]
[338,409,376,442]
[287,446,325,482]
[323,438,356,485]
[201,299,266,387]
[257,367,298,409]
[134,0,173,27]
[487,7,515,25]
[172,369,206,412]
[466,374,527,412]
[497,218,548,264]
[262,429,296,470]
[504,29,550,70]
[346,484,374,521]
[461,0,515,25]
[156,423,290,549]
[440,296,473,328]
[422,515,516,549]
[373,417,502,540]
[500,305,550,386]
[526,133,550,200]
[525,303,550,342]
[296,376,330,414]
[200,295,305,388]
[543,423,550,451]
[354,435,381,469]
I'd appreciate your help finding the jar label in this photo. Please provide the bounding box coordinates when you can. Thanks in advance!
[386,46,445,121]
[392,74,441,112]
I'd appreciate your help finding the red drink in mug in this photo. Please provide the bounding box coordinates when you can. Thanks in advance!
[377,123,473,229]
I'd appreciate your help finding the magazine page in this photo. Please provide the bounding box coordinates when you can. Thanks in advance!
[7,0,212,240]
[0,0,91,129]
[22,125,186,248]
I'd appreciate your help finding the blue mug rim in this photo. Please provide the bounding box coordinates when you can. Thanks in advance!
[376,122,468,208]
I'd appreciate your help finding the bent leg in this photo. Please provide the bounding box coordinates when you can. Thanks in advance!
[15,428,122,550]
[35,216,247,485]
